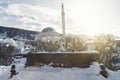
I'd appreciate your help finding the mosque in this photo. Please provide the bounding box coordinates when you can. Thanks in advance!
[25,3,100,68]
[36,3,96,51]
[37,27,62,41]
[37,3,66,40]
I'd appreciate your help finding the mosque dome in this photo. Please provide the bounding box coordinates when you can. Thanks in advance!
[41,27,56,33]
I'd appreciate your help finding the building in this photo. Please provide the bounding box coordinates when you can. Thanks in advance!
[37,27,61,41]
[86,38,96,50]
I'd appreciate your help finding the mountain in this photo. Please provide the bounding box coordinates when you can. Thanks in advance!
[0,26,39,40]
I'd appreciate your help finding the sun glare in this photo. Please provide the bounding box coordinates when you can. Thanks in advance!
[86,26,103,36]
[65,1,106,36]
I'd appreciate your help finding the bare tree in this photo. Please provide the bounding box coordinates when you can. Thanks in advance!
[0,43,15,66]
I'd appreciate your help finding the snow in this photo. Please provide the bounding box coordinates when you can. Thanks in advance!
[5,38,17,47]
[0,58,120,80]
[21,48,30,54]
[0,38,17,47]
[34,50,99,54]
[78,50,99,54]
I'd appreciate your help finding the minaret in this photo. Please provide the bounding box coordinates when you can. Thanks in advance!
[61,3,66,36]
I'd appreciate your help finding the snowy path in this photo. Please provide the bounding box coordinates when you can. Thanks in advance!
[12,69,102,80]
[0,58,120,80]
[5,66,104,80]
[0,63,105,80]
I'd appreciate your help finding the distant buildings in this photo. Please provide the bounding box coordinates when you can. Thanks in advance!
[0,32,7,39]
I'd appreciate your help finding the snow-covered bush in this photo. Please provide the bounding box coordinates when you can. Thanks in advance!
[34,36,86,52]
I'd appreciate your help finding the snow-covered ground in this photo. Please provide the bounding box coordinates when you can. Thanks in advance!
[0,58,120,80]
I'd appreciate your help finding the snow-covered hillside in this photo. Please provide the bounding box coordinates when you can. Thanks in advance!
[0,58,120,80]
[0,26,38,40]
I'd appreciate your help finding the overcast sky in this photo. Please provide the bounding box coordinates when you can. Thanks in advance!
[0,0,120,36]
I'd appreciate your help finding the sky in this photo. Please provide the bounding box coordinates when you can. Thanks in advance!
[0,0,120,36]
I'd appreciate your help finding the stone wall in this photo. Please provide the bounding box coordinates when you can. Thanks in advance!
[26,52,100,68]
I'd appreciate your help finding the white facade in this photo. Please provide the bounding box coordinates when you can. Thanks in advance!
[86,38,95,50]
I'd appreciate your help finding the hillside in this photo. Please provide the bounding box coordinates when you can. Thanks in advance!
[0,26,39,40]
